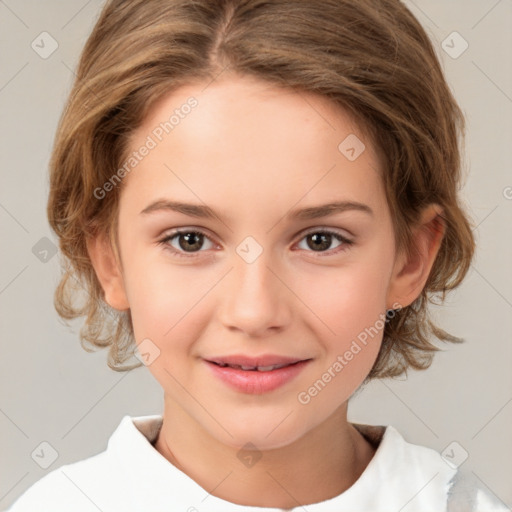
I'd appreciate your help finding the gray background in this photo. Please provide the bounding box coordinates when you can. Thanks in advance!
[1,0,511,509]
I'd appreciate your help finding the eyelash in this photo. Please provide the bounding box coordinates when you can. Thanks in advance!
[157,228,354,259]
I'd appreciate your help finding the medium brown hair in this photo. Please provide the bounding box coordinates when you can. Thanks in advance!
[48,0,475,377]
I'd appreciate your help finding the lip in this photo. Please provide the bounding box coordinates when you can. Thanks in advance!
[204,356,312,394]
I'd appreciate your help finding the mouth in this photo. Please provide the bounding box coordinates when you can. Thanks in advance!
[204,355,313,394]
[205,354,311,371]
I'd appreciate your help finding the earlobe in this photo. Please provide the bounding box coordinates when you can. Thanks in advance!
[86,232,130,311]
[386,204,445,309]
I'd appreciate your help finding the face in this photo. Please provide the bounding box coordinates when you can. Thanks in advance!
[110,74,401,450]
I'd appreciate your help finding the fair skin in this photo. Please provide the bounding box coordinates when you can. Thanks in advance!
[87,74,444,509]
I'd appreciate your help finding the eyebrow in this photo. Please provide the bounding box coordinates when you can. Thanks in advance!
[139,199,373,221]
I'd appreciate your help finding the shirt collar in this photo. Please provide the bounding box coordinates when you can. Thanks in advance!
[108,414,455,511]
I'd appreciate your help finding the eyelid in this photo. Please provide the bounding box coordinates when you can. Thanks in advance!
[299,225,353,241]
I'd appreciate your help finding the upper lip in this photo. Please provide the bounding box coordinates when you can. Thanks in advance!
[206,354,310,367]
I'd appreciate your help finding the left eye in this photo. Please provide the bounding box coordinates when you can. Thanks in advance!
[296,230,352,254]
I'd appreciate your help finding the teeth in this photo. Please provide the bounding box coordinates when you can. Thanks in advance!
[213,361,294,371]
[257,365,280,371]
[228,363,289,371]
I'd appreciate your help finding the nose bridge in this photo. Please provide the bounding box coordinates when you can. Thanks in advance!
[218,240,290,335]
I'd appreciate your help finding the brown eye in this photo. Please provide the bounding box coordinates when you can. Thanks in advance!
[306,233,334,251]
[177,232,204,252]
[159,229,215,257]
[297,229,353,254]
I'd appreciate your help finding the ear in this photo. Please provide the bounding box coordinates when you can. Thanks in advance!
[386,204,445,309]
[86,231,130,311]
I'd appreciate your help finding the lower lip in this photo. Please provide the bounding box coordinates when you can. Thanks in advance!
[204,360,311,394]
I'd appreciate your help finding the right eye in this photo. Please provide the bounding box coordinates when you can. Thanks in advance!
[158,229,216,258]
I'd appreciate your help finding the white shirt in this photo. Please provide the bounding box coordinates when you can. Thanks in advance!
[7,415,509,511]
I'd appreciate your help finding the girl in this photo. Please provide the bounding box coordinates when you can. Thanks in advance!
[7,0,508,510]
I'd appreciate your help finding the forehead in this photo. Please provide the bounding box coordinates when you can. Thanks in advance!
[132,74,375,156]
[120,75,385,220]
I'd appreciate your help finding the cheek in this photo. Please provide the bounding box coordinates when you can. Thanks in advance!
[122,253,209,350]
[303,263,390,330]
[127,266,212,389]
[295,245,393,361]
[294,264,390,406]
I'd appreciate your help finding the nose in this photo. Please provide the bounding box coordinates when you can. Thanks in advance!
[217,249,292,338]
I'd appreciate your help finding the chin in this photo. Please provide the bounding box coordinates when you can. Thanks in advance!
[210,417,309,451]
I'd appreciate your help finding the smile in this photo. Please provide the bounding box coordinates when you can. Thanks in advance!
[204,358,312,394]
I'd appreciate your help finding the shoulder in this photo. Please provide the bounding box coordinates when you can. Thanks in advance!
[446,467,510,512]
[376,425,508,511]
[6,451,115,512]
[353,423,509,511]
[356,422,454,477]
[6,414,160,512]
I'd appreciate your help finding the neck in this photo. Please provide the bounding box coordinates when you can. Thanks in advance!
[154,395,376,509]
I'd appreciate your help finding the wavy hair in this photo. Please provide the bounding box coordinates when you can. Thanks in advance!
[47,0,475,377]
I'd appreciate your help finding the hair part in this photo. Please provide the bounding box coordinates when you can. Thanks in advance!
[48,0,475,377]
